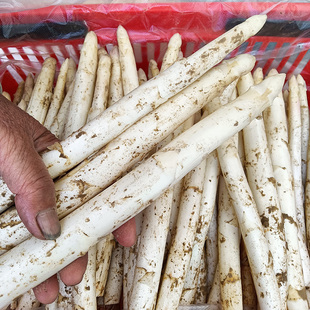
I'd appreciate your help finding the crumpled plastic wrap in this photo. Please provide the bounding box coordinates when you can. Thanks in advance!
[0,1,309,309]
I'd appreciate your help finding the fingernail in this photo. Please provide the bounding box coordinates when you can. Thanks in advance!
[36,208,61,240]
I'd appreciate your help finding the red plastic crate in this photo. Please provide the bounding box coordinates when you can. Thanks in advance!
[0,2,309,100]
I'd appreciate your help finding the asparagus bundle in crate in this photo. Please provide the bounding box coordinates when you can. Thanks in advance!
[1,13,310,310]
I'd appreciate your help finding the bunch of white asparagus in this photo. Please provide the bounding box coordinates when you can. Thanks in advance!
[0,13,309,310]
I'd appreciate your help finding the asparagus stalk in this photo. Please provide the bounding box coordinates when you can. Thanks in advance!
[238,72,287,308]
[160,33,182,72]
[26,57,56,124]
[63,31,98,137]
[206,204,218,299]
[156,157,207,310]
[0,54,255,254]
[87,49,112,122]
[49,79,75,139]
[180,149,220,305]
[107,46,123,107]
[0,74,282,307]
[21,73,34,106]
[117,25,139,95]
[65,57,76,94]
[41,14,267,180]
[138,68,147,85]
[103,243,123,306]
[148,59,159,79]
[264,70,308,309]
[214,76,286,309]
[217,175,242,310]
[297,74,309,187]
[12,81,24,105]
[95,233,115,297]
[287,75,306,241]
[44,58,69,130]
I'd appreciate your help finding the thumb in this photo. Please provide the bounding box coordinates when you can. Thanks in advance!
[0,95,60,240]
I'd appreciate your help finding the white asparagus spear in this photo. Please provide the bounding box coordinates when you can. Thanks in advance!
[107,46,123,107]
[12,81,24,105]
[17,99,28,111]
[180,139,220,303]
[103,243,123,306]
[138,68,147,85]
[129,36,185,309]
[117,25,139,95]
[217,175,242,310]
[217,131,282,309]
[287,75,306,241]
[95,233,115,297]
[65,57,76,94]
[148,59,160,79]
[63,31,98,137]
[238,72,287,308]
[240,239,257,309]
[307,132,310,253]
[0,74,282,307]
[194,250,208,304]
[0,54,255,254]
[2,92,11,101]
[49,79,75,139]
[164,116,195,258]
[41,14,267,180]
[129,188,174,310]
[212,75,286,309]
[26,57,56,124]
[264,70,308,309]
[206,203,218,299]
[44,58,69,130]
[297,74,309,187]
[156,157,207,310]
[117,26,141,309]
[21,73,34,106]
[160,33,182,72]
[207,264,221,307]
[87,49,112,122]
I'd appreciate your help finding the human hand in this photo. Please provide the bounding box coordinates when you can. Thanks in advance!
[0,94,136,304]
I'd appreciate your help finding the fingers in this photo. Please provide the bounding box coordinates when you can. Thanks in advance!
[33,274,59,304]
[113,217,137,247]
[0,95,60,239]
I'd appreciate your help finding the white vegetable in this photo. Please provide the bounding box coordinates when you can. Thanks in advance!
[63,31,98,137]
[0,54,256,254]
[160,33,182,72]
[264,70,308,309]
[0,74,281,307]
[287,75,306,241]
[297,74,309,187]
[217,175,242,310]
[117,25,139,95]
[108,46,123,107]
[26,57,56,123]
[239,72,287,309]
[156,157,207,310]
[87,49,112,122]
[103,243,123,305]
[41,14,267,180]
[44,58,69,130]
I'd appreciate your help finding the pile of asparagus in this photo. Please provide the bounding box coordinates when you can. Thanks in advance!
[0,13,309,310]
